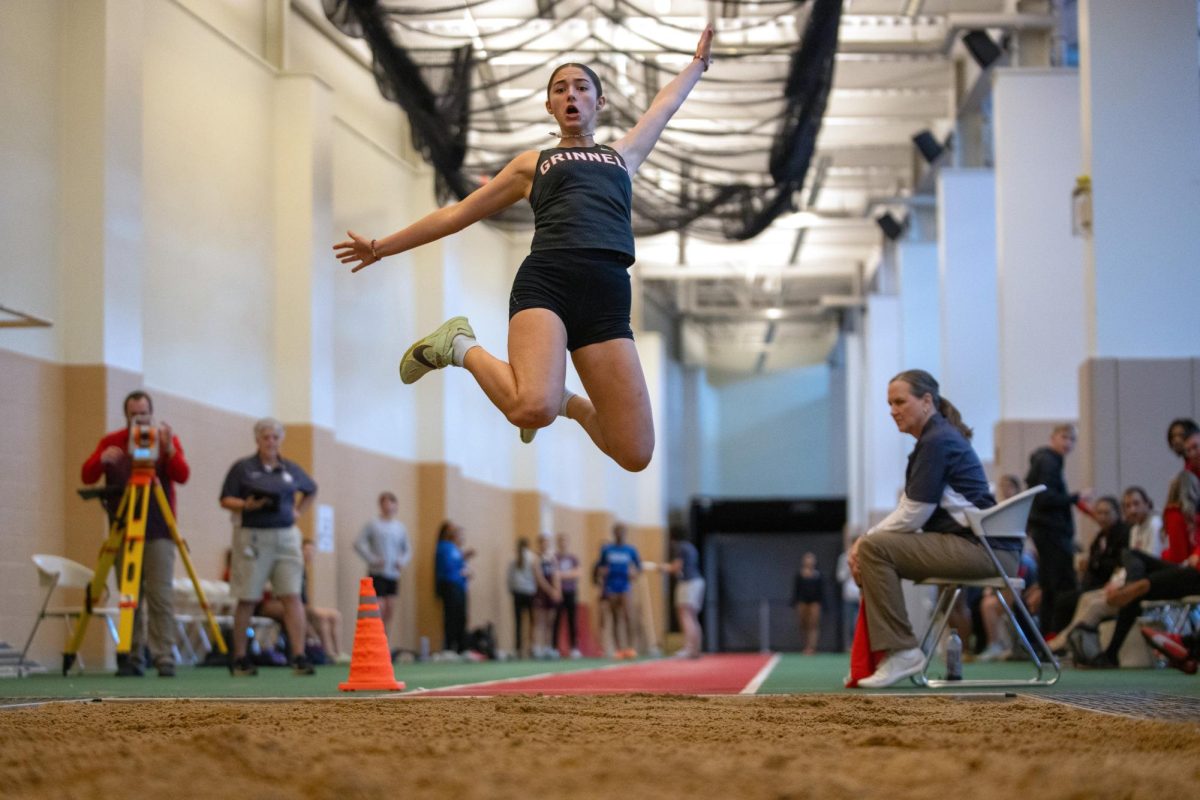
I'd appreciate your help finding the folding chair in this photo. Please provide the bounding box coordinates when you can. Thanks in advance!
[911,485,1061,688]
[18,554,120,676]
[1140,596,1200,637]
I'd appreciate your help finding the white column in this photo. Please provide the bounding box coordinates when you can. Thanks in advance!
[59,0,145,370]
[863,295,906,521]
[843,314,867,527]
[1080,0,1200,357]
[896,241,939,373]
[993,69,1087,420]
[938,169,999,461]
[273,74,335,426]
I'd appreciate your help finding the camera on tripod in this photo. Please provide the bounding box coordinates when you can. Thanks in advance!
[127,416,159,467]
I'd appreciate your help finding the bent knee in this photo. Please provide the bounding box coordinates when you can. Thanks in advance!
[857,536,886,564]
[507,400,557,430]
[614,443,654,473]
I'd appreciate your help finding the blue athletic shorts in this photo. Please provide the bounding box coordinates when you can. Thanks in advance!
[509,248,635,352]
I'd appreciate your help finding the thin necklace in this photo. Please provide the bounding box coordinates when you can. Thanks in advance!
[550,130,595,140]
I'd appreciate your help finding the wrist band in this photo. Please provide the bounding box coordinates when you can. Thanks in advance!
[693,54,710,72]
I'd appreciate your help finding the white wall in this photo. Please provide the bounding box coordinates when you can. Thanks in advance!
[897,241,940,374]
[331,125,425,459]
[1080,0,1200,358]
[710,362,847,498]
[142,0,277,416]
[993,69,1087,420]
[864,294,907,517]
[0,1,62,361]
[938,169,1000,461]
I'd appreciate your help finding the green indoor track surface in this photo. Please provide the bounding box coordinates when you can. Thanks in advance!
[3,653,1198,702]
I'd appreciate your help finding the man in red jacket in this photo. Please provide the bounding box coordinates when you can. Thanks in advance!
[81,390,189,677]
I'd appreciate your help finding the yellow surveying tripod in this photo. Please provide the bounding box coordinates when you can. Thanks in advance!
[63,423,227,673]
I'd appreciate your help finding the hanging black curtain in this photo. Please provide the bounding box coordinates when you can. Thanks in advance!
[322,0,842,242]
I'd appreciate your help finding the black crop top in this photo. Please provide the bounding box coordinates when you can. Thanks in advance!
[528,145,635,259]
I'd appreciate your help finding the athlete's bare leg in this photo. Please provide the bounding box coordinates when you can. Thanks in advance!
[569,338,654,472]
[461,309,566,430]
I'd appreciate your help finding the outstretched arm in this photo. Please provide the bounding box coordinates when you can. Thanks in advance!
[611,26,713,176]
[334,149,539,272]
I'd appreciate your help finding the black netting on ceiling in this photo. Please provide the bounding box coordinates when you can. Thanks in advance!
[323,0,842,242]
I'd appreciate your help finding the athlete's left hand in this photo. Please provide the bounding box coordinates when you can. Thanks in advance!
[334,230,379,273]
[694,25,714,71]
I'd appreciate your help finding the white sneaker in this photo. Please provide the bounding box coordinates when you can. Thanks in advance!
[569,648,582,659]
[977,642,1011,662]
[857,647,926,689]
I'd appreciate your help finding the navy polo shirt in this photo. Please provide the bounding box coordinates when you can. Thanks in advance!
[905,414,1008,549]
[220,455,317,529]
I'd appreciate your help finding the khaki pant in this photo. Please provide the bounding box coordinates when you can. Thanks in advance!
[858,531,1019,652]
[118,538,177,668]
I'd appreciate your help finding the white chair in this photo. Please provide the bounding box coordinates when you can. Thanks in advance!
[911,485,1061,688]
[18,554,120,676]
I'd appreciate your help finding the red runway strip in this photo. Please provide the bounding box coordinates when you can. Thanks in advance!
[413,653,775,697]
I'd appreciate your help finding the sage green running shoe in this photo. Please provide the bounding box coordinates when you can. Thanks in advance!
[399,316,474,385]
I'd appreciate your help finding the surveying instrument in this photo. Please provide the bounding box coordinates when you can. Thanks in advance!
[63,420,227,673]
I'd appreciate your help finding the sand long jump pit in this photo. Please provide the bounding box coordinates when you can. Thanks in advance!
[3,693,1199,799]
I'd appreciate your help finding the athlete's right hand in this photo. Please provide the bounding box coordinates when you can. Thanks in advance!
[334,230,379,273]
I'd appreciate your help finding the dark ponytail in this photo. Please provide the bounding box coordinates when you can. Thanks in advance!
[890,369,974,440]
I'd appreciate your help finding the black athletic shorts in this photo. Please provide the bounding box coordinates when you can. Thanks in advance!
[508,248,635,352]
[369,574,398,597]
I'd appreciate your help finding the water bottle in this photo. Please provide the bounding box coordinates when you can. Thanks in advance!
[419,636,430,662]
[946,629,963,681]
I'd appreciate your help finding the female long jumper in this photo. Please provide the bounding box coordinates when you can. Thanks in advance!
[335,28,714,472]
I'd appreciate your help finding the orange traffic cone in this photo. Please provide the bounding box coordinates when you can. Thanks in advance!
[339,577,405,691]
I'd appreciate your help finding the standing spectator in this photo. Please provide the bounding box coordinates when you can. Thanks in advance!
[1162,418,1200,563]
[553,533,583,658]
[1124,486,1163,558]
[220,418,318,676]
[663,536,704,659]
[835,526,862,651]
[507,537,537,658]
[1025,423,1092,634]
[598,523,641,659]
[81,390,189,678]
[353,491,411,640]
[435,521,474,655]
[792,553,824,655]
[532,533,562,659]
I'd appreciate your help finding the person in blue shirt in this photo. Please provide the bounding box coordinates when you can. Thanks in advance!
[435,521,474,655]
[598,523,641,659]
[847,369,1016,689]
[220,417,318,677]
[663,537,704,658]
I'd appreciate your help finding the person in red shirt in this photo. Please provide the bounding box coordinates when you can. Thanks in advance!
[1162,418,1199,563]
[80,390,189,677]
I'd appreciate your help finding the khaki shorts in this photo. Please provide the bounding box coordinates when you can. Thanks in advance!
[674,577,705,610]
[230,525,304,601]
